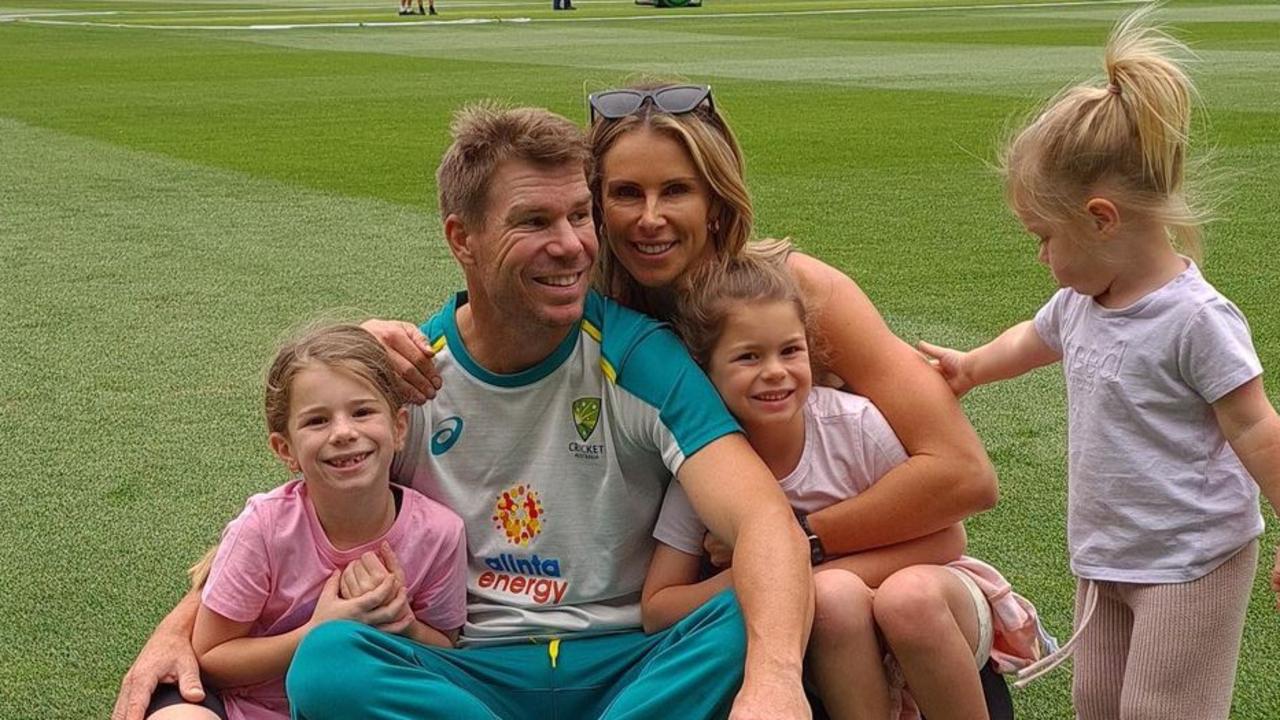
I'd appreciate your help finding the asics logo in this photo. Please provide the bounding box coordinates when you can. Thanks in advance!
[431,416,464,455]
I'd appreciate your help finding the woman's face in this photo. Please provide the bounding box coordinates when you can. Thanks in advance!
[599,128,715,289]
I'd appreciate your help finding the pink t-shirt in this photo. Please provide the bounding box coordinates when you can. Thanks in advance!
[201,480,467,720]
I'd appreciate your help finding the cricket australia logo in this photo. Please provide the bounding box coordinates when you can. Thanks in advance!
[572,397,600,440]
[492,485,546,546]
[569,397,606,460]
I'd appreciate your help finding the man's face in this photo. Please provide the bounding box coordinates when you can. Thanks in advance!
[460,159,598,331]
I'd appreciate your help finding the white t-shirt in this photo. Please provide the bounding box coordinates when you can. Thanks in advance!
[1033,260,1264,583]
[654,387,906,556]
[392,290,740,644]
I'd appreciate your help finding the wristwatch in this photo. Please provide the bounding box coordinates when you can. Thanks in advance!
[796,512,826,566]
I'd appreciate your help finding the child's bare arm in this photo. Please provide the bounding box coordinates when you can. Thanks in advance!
[1212,377,1280,608]
[918,320,1061,397]
[815,523,967,588]
[193,607,306,689]
[194,571,402,688]
[1214,377,1280,512]
[640,543,732,634]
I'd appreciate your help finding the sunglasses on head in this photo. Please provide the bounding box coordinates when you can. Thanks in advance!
[588,84,714,123]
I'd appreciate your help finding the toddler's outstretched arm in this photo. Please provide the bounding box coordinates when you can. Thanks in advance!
[1212,377,1280,609]
[918,320,1061,397]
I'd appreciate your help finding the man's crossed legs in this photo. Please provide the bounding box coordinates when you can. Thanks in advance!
[287,590,745,720]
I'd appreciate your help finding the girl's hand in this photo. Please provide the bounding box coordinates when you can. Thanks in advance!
[311,570,408,628]
[371,545,418,637]
[361,319,442,404]
[340,545,403,600]
[704,532,733,569]
[916,341,977,397]
[1271,543,1280,610]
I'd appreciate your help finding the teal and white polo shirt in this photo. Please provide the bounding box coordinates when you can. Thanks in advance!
[392,290,739,644]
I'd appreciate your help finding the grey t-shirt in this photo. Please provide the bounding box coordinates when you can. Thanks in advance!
[1034,261,1264,583]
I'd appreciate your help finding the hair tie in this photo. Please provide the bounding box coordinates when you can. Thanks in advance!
[1106,82,1122,96]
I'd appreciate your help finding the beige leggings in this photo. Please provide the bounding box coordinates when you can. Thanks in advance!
[1072,540,1259,720]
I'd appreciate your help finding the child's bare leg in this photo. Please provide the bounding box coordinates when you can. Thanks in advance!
[873,565,987,720]
[147,705,221,720]
[808,568,891,720]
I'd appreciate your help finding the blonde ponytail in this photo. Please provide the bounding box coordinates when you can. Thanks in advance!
[1003,5,1205,261]
[1105,6,1192,195]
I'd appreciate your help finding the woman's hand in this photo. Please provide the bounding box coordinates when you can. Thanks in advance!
[361,319,442,403]
[916,341,977,398]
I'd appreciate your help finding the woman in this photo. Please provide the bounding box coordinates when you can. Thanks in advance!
[586,82,996,561]
[587,82,1010,719]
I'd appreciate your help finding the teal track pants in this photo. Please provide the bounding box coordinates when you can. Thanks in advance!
[287,589,745,720]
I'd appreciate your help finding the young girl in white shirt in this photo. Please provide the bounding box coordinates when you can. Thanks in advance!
[918,8,1280,718]
[643,255,1051,720]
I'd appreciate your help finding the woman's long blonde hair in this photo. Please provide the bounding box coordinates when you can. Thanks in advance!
[1002,5,1205,261]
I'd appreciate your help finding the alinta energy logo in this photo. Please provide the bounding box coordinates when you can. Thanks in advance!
[478,552,568,605]
[481,485,568,605]
[491,484,545,547]
[569,397,605,460]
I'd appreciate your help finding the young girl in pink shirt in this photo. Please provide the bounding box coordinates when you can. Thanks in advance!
[147,324,467,720]
[641,256,1053,720]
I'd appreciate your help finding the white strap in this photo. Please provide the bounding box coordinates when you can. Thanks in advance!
[1013,580,1099,689]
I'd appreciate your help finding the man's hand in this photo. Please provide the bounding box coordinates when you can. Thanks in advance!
[361,319,442,404]
[915,341,976,398]
[703,532,733,569]
[111,623,204,720]
[729,672,811,720]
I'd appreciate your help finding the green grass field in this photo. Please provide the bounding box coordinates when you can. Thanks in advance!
[3,0,1279,717]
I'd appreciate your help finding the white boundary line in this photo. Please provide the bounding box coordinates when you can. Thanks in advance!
[3,0,1145,30]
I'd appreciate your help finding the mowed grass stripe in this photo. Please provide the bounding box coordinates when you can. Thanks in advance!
[206,12,1280,109]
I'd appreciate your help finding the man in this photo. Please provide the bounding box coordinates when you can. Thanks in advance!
[113,105,812,720]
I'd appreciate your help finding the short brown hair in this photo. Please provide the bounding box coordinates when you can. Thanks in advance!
[672,254,820,375]
[264,323,405,436]
[437,103,590,228]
